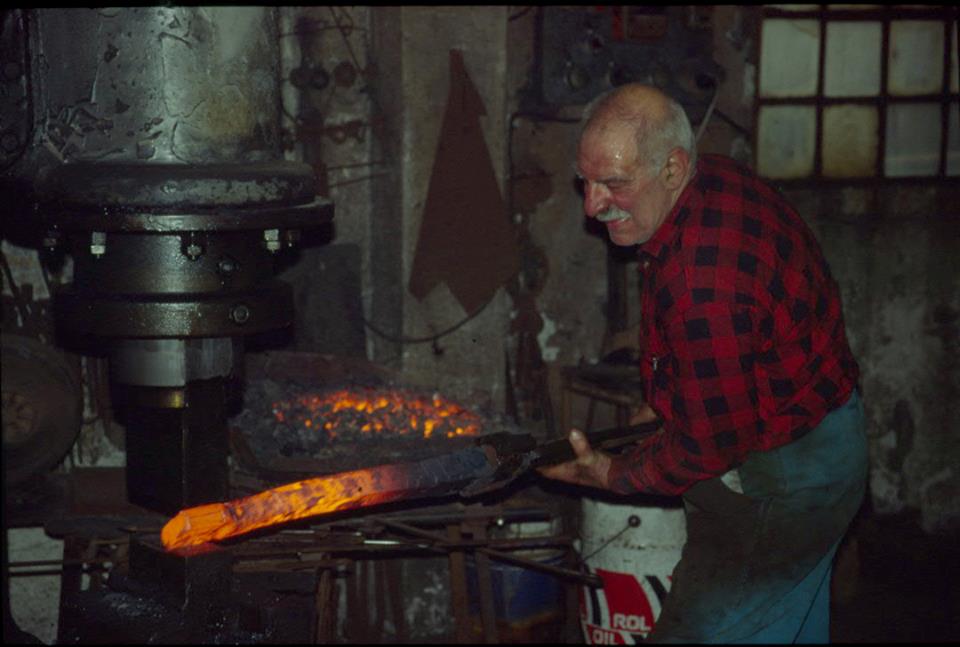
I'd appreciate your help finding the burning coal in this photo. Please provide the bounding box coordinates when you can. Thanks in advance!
[163,386,499,551]
[270,387,483,442]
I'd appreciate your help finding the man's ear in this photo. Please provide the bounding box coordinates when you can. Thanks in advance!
[661,146,691,190]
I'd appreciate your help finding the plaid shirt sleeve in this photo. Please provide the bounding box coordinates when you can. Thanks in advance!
[608,300,763,496]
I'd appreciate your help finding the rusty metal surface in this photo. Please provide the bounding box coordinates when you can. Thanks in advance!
[38,161,333,233]
[471,521,500,643]
[448,523,473,642]
[376,516,599,588]
[40,161,318,209]
[49,499,575,643]
[46,199,333,233]
[314,560,338,642]
[29,8,284,166]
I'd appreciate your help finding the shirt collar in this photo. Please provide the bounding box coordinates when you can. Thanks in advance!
[637,163,703,264]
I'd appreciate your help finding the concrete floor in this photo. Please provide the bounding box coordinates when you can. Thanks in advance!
[7,528,63,645]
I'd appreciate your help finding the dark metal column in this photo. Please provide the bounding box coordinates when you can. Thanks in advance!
[1,9,335,641]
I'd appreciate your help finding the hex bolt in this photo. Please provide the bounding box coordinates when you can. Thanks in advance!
[90,231,107,257]
[230,304,251,325]
[627,515,641,528]
[263,229,281,253]
[181,232,204,260]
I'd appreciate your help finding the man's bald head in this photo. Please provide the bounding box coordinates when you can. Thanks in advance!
[581,84,696,176]
[575,84,698,246]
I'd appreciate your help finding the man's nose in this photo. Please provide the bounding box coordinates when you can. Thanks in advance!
[584,182,608,217]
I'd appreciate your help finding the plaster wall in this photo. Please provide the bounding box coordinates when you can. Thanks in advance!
[788,187,960,534]
[390,6,513,407]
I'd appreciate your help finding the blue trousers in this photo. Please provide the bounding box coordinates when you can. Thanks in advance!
[648,390,868,643]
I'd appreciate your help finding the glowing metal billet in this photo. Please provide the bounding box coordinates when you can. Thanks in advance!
[161,447,495,551]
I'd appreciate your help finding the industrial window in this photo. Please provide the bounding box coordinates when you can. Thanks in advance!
[755,5,959,182]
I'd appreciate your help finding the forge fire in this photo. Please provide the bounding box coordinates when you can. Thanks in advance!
[270,387,483,441]
[161,386,498,551]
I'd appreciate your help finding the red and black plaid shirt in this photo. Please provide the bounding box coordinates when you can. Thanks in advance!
[608,154,859,496]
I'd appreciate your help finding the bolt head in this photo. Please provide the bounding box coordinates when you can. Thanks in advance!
[263,229,281,253]
[218,258,238,274]
[230,304,251,324]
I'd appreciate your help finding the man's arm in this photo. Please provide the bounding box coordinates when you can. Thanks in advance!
[537,403,660,490]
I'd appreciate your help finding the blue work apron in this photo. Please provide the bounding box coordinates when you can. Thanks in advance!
[648,389,868,644]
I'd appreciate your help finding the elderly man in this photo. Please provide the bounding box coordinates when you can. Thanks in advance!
[540,84,867,643]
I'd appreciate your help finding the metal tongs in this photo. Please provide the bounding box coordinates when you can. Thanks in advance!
[463,418,662,497]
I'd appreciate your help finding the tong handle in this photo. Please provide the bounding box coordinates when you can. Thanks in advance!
[528,419,662,468]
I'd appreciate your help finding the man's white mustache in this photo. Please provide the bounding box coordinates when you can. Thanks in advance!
[596,207,631,223]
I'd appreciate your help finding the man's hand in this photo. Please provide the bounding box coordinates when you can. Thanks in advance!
[537,429,612,490]
[629,402,658,425]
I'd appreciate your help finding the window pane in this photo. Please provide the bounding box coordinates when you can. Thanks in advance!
[822,105,878,177]
[760,20,820,98]
[948,102,959,176]
[757,105,816,178]
[824,21,882,97]
[889,21,945,95]
[885,102,942,176]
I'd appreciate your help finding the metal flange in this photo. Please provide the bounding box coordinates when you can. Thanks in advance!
[54,280,293,338]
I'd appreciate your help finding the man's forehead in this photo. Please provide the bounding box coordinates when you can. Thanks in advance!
[576,128,637,178]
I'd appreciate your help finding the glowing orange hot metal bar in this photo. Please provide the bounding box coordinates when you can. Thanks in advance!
[161,446,496,551]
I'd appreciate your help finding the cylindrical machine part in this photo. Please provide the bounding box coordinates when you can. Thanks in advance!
[110,338,238,388]
[20,7,333,346]
[579,499,686,644]
[2,8,333,516]
[33,7,283,165]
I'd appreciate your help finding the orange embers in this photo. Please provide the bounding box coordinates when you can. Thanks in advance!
[160,389,487,552]
[271,387,482,441]
[161,463,410,551]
